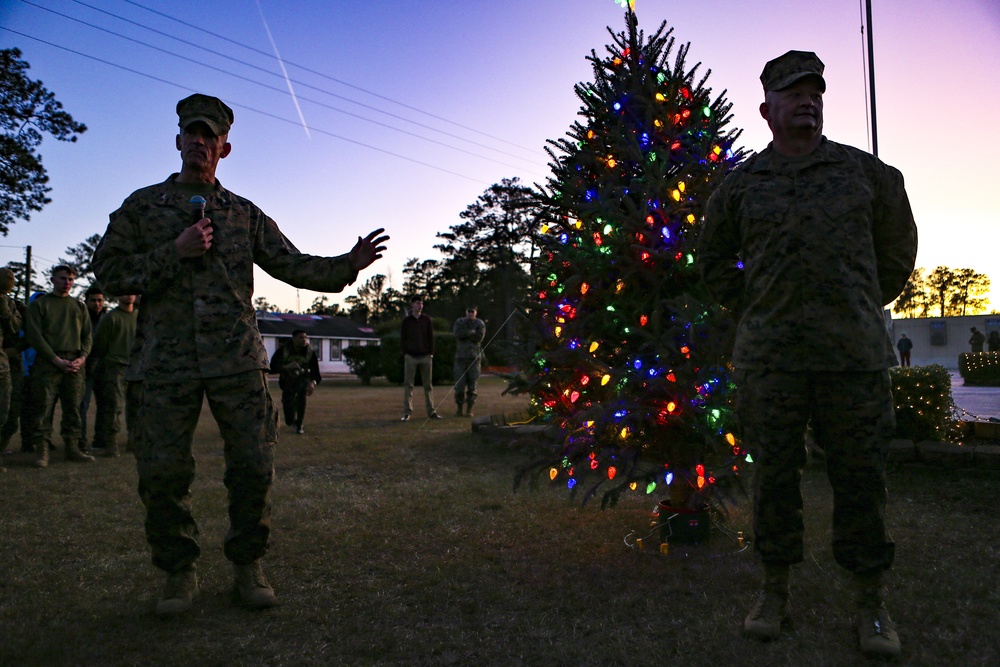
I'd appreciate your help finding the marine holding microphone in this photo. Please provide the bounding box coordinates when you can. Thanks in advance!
[93,94,389,616]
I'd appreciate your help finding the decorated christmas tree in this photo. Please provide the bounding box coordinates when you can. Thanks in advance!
[514,10,748,512]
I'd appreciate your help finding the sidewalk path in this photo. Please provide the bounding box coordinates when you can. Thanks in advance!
[949,372,1000,421]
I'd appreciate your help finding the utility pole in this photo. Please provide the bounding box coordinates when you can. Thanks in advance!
[866,0,879,157]
[25,245,32,302]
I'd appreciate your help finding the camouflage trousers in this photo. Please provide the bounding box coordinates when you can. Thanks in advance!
[132,371,278,574]
[30,359,85,452]
[92,361,128,449]
[0,368,21,449]
[452,357,481,406]
[0,365,11,443]
[734,369,896,574]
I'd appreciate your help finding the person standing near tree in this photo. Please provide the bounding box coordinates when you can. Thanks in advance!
[698,51,917,657]
[92,94,388,616]
[25,265,94,468]
[400,295,441,421]
[451,306,486,417]
[79,285,107,451]
[896,333,912,367]
[269,330,320,435]
[88,293,137,457]
[969,327,985,353]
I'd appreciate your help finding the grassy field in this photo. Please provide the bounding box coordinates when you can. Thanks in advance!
[1,375,998,666]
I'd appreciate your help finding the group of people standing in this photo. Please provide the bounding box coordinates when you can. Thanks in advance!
[0,269,137,473]
[399,295,486,422]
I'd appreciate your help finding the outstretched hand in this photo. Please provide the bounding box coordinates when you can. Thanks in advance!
[348,228,390,273]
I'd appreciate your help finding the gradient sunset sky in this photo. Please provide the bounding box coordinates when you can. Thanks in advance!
[2,0,997,312]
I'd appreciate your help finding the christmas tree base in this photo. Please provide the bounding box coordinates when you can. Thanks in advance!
[657,501,711,544]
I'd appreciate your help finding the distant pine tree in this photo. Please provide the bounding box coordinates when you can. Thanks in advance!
[514,10,748,510]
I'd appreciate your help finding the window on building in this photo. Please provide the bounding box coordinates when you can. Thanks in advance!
[329,339,342,360]
[929,321,947,346]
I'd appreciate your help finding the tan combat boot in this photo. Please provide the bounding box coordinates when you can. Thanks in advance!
[465,402,475,418]
[34,442,49,468]
[233,561,277,609]
[744,563,790,640]
[455,404,464,417]
[156,566,198,615]
[65,441,95,463]
[855,572,901,657]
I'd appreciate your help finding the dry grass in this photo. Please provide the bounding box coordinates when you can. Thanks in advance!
[1,375,998,666]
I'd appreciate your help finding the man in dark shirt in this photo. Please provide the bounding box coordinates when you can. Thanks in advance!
[400,296,441,421]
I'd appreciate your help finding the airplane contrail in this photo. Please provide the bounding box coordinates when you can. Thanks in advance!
[255,0,310,138]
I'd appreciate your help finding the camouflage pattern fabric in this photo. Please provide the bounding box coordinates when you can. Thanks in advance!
[92,175,361,381]
[94,174,361,573]
[92,361,128,449]
[0,293,20,438]
[452,316,485,406]
[698,138,917,371]
[735,369,896,574]
[452,316,485,361]
[133,371,277,573]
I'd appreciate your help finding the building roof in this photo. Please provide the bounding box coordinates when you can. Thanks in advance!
[256,312,379,340]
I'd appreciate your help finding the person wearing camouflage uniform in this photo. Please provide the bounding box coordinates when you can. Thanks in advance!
[451,306,485,417]
[269,330,320,434]
[25,265,94,468]
[0,268,22,474]
[92,94,388,616]
[88,294,137,457]
[698,51,917,657]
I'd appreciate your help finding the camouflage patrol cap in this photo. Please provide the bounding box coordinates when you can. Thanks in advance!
[176,93,234,136]
[760,50,826,93]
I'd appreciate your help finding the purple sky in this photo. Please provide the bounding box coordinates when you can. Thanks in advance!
[2,0,997,312]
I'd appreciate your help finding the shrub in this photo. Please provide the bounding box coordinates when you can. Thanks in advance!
[889,364,956,442]
[958,352,1000,386]
[343,345,383,385]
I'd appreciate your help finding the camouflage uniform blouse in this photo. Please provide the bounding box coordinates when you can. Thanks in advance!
[93,175,360,381]
[698,138,917,371]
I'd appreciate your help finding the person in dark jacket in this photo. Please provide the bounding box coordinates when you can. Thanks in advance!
[400,296,441,421]
[896,333,913,367]
[969,327,985,353]
[269,330,320,434]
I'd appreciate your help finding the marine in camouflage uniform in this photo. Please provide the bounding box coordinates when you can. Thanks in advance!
[268,330,321,434]
[697,51,916,656]
[0,268,21,473]
[92,93,388,614]
[25,266,94,467]
[451,306,485,417]
[88,295,138,457]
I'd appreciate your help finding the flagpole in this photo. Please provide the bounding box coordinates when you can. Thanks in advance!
[866,0,878,157]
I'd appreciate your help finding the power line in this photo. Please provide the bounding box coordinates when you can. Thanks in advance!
[1,26,507,184]
[119,0,538,154]
[15,1,544,175]
[54,0,541,165]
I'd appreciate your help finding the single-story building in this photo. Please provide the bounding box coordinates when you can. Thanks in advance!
[257,312,380,374]
[888,313,1000,369]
